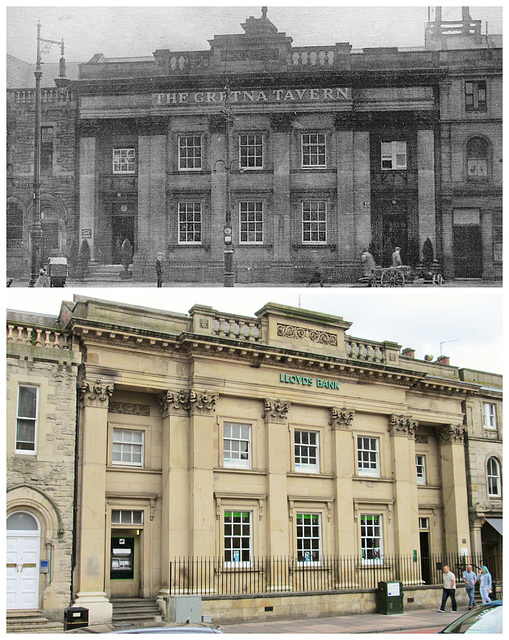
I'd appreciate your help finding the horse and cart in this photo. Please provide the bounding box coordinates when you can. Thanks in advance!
[361,265,444,287]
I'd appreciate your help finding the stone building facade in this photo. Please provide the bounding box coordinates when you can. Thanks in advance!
[6,7,502,284]
[9,295,493,623]
[6,311,82,622]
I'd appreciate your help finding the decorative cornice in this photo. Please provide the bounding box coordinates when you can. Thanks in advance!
[80,379,114,407]
[263,398,291,421]
[334,110,439,131]
[437,424,467,445]
[329,407,355,430]
[388,414,418,438]
[110,402,150,416]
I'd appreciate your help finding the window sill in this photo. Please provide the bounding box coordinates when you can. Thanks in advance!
[215,467,267,476]
[107,465,162,474]
[353,475,393,483]
[287,472,334,479]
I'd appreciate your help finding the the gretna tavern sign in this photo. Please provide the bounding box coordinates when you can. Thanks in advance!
[153,87,351,106]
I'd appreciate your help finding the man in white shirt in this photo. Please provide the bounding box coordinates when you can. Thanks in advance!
[438,565,457,612]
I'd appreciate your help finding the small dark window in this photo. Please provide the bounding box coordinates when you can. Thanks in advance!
[7,202,24,247]
[465,80,487,112]
[40,126,53,175]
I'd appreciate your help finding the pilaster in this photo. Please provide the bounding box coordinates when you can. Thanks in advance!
[73,379,114,624]
[189,390,219,556]
[79,136,96,260]
[417,128,437,248]
[330,407,356,555]
[387,415,420,565]
[270,114,292,262]
[437,424,471,554]
[209,117,227,263]
[264,398,291,557]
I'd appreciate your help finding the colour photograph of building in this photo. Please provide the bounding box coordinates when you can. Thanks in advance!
[6,6,502,285]
[6,293,503,629]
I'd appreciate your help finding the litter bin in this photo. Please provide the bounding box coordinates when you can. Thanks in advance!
[377,581,404,614]
[64,606,89,631]
[47,256,68,287]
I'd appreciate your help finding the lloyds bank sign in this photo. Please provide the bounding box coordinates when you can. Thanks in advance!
[279,372,340,390]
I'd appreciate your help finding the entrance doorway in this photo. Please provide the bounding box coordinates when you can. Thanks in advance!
[110,533,140,598]
[419,530,432,585]
[41,222,59,264]
[111,204,136,264]
[6,512,40,610]
[382,214,408,266]
[453,225,482,278]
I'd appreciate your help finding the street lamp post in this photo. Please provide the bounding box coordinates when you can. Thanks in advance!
[29,22,64,286]
[222,82,235,287]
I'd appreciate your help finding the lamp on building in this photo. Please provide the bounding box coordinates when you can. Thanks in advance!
[219,83,236,287]
[29,22,65,286]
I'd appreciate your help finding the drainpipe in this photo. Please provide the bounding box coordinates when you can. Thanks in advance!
[70,380,81,605]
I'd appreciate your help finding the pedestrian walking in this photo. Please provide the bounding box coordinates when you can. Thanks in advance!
[360,247,376,285]
[478,566,492,604]
[462,564,477,609]
[34,267,49,287]
[155,252,164,287]
[438,565,457,612]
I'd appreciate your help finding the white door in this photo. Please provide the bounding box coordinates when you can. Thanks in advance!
[6,512,40,610]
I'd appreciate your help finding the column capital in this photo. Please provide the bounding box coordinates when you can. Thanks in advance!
[190,389,219,415]
[269,113,294,132]
[437,424,467,445]
[158,389,192,417]
[263,398,291,422]
[79,379,114,408]
[388,414,418,438]
[329,407,355,430]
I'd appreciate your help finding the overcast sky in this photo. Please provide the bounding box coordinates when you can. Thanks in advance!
[5,289,503,374]
[6,3,504,63]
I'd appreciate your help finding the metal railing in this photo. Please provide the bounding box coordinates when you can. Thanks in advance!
[169,552,502,596]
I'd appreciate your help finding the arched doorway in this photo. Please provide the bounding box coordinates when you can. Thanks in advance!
[6,512,41,610]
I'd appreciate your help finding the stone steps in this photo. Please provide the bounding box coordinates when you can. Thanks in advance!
[111,598,163,626]
[6,610,64,634]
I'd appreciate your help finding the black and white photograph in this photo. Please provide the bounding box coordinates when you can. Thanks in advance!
[6,4,502,287]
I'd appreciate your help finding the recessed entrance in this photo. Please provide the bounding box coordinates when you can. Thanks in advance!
[453,225,482,278]
[110,533,140,598]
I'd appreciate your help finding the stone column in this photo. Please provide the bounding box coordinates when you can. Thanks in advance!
[270,114,292,263]
[417,127,437,249]
[79,135,96,259]
[136,129,167,274]
[73,379,114,624]
[264,399,291,556]
[330,408,356,559]
[156,390,191,609]
[188,390,219,556]
[335,127,355,260]
[438,425,471,554]
[387,415,420,569]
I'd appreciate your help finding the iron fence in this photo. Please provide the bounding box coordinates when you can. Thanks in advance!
[169,552,502,596]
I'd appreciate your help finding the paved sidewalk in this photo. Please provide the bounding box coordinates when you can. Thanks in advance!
[221,607,465,634]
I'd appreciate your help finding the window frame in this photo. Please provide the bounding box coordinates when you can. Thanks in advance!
[466,137,489,181]
[15,384,39,454]
[482,403,497,430]
[223,510,252,566]
[111,509,144,525]
[294,429,320,473]
[112,147,136,175]
[357,436,380,478]
[301,200,327,244]
[223,422,252,469]
[380,141,407,171]
[296,512,322,565]
[301,132,327,169]
[465,80,487,112]
[177,201,203,245]
[238,132,264,170]
[416,454,427,485]
[178,134,203,171]
[487,457,501,498]
[40,125,54,175]
[360,513,383,564]
[238,201,264,245]
[112,428,144,468]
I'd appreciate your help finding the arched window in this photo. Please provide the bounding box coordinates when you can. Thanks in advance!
[7,202,24,247]
[7,512,39,531]
[466,137,489,180]
[487,457,501,497]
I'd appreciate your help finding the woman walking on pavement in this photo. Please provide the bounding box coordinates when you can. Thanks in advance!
[478,566,492,604]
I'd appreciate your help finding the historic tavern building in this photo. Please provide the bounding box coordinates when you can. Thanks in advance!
[6,7,502,284]
[6,297,503,623]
